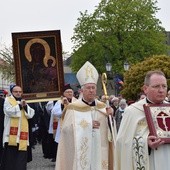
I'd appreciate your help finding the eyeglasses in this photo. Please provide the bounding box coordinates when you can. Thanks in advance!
[84,86,96,90]
[149,85,167,90]
[13,91,22,93]
[64,91,73,93]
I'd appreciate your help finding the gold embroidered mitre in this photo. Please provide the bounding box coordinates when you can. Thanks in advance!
[76,61,99,86]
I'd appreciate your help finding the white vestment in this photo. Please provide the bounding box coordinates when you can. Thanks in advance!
[55,99,114,170]
[50,97,77,143]
[3,96,35,145]
[115,98,170,170]
[50,100,62,143]
[47,100,56,134]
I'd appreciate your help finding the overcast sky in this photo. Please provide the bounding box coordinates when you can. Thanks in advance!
[0,0,169,54]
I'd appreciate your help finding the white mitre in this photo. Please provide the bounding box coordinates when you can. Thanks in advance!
[76,61,99,86]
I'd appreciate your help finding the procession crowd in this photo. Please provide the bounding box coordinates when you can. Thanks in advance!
[0,61,170,170]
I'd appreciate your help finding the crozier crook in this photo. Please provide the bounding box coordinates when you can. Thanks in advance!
[101,72,116,146]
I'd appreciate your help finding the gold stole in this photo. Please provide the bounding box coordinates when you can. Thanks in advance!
[8,97,28,151]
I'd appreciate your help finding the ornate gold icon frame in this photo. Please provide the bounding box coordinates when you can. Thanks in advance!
[12,30,64,102]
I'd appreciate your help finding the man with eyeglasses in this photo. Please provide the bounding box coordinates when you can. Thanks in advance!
[55,61,114,170]
[115,70,169,170]
[2,85,35,170]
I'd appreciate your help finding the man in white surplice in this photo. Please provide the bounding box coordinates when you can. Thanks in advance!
[115,70,170,170]
[55,61,114,170]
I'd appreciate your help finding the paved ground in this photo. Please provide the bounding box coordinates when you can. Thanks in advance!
[27,144,55,170]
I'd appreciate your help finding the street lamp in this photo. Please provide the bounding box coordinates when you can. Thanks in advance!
[123,61,130,71]
[105,62,113,80]
[104,61,129,96]
[104,62,115,95]
[105,62,112,72]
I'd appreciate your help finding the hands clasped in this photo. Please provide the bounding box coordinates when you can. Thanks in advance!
[106,106,113,116]
[62,97,69,105]
[93,120,100,129]
[148,135,164,149]
[20,99,27,107]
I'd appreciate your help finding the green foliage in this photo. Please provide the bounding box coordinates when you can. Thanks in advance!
[121,55,170,100]
[71,0,168,73]
[0,46,15,82]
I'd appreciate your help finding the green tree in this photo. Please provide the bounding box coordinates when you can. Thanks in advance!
[0,46,15,82]
[71,0,168,74]
[121,55,170,100]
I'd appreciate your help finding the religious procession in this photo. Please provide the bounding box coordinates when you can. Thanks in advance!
[1,0,170,169]
[0,58,170,170]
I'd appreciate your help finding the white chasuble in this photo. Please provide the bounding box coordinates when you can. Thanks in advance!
[55,99,111,170]
[115,98,170,170]
[74,111,92,169]
[74,108,102,170]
